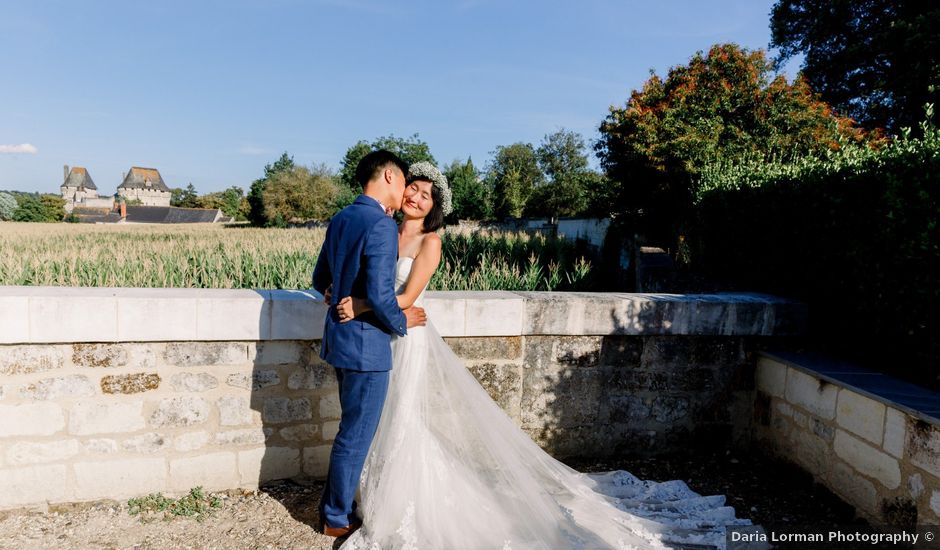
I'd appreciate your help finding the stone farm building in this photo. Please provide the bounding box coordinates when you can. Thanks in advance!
[116,166,172,206]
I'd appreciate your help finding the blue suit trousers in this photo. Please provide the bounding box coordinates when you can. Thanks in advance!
[320,367,390,528]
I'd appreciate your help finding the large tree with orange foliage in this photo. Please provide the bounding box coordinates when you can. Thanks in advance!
[596,43,871,243]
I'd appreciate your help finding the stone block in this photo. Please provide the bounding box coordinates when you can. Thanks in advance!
[226,372,251,389]
[443,337,522,361]
[250,342,301,366]
[318,393,341,420]
[169,372,217,392]
[907,420,940,479]
[6,440,80,465]
[755,357,787,398]
[268,290,325,340]
[651,396,689,424]
[74,458,167,500]
[218,396,255,427]
[196,289,270,341]
[263,397,312,424]
[149,396,210,428]
[466,363,523,420]
[251,370,281,390]
[238,446,301,486]
[174,431,210,452]
[640,337,694,369]
[462,291,524,336]
[117,289,197,341]
[280,424,319,442]
[517,292,582,335]
[424,293,466,336]
[598,337,644,368]
[164,342,248,367]
[883,408,906,459]
[0,464,69,508]
[322,420,339,440]
[520,363,605,429]
[20,374,96,400]
[834,430,900,489]
[122,432,170,453]
[789,426,829,475]
[69,402,144,435]
[216,428,270,446]
[72,343,128,368]
[287,363,336,390]
[29,293,118,343]
[0,296,29,344]
[0,403,65,436]
[785,368,838,420]
[83,439,118,454]
[0,345,66,375]
[170,452,238,492]
[100,372,161,394]
[303,445,332,478]
[828,460,878,516]
[836,389,886,445]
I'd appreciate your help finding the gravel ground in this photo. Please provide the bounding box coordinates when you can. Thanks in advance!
[0,449,889,550]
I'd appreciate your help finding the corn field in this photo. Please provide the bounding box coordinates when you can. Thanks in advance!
[0,223,593,291]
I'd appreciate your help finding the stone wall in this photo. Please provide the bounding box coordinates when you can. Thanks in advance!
[0,287,805,511]
[754,353,940,527]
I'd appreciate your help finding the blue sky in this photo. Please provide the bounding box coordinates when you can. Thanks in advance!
[0,0,797,195]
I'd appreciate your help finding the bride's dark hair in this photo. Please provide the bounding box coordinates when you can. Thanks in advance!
[406,176,445,233]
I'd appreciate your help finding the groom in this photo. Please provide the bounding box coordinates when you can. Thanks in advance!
[311,150,426,537]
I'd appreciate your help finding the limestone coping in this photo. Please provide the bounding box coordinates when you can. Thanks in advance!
[0,286,806,344]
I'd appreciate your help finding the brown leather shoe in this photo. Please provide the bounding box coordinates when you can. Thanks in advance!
[323,519,362,538]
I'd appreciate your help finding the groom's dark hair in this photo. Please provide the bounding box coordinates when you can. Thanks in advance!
[356,150,408,189]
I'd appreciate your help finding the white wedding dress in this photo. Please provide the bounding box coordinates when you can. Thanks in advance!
[341,258,762,550]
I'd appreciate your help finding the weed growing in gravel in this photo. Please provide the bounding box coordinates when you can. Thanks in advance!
[127,486,222,522]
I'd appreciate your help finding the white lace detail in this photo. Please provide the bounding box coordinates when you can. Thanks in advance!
[341,258,765,550]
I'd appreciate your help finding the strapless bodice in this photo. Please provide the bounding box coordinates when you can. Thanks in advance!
[395,256,426,306]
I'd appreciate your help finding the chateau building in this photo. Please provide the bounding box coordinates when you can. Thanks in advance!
[60,165,114,213]
[116,166,172,206]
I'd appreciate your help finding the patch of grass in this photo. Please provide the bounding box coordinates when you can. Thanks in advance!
[127,486,222,522]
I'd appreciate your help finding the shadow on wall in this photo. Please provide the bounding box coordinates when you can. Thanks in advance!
[245,289,333,532]
[525,300,761,459]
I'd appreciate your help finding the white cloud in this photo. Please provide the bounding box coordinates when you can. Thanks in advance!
[0,143,38,154]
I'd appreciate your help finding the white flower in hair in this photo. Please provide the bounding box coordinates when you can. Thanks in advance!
[407,161,453,216]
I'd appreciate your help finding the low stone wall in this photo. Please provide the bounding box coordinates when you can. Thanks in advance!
[0,287,805,511]
[754,353,940,527]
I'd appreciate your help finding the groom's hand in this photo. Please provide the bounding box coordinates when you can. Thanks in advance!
[404,306,427,328]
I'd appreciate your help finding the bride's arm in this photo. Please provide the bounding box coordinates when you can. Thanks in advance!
[337,234,442,321]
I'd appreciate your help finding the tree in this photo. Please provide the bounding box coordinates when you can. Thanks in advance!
[195,186,246,220]
[771,1,940,132]
[525,129,604,218]
[40,195,66,221]
[0,192,16,221]
[338,134,436,192]
[486,143,544,220]
[13,194,65,222]
[171,183,199,208]
[444,157,490,221]
[596,43,869,243]
[261,164,340,226]
[248,152,295,226]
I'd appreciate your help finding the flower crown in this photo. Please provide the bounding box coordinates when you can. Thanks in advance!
[407,161,453,216]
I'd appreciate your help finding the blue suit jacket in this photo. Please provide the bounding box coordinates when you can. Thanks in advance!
[312,195,407,371]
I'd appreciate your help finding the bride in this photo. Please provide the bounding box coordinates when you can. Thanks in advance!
[330,162,762,550]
